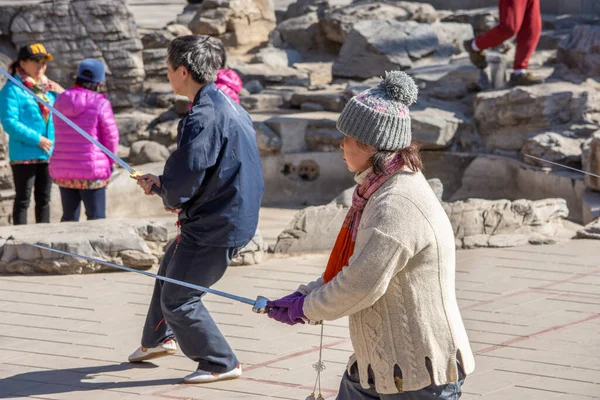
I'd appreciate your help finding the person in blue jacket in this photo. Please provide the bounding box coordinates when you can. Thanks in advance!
[129,35,264,384]
[0,43,64,225]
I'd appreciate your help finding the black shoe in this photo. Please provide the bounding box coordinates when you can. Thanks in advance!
[463,39,488,69]
[507,72,545,87]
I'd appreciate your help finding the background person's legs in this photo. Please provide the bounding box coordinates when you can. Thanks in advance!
[33,163,52,223]
[59,187,82,222]
[80,187,107,220]
[474,0,527,51]
[513,0,542,71]
[11,164,36,225]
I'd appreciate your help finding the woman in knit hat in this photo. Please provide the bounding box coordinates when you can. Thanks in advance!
[266,71,475,399]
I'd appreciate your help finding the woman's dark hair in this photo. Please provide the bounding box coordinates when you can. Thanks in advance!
[75,77,100,92]
[370,141,423,175]
[9,59,23,75]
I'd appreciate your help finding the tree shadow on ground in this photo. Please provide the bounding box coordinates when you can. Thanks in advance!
[1,362,182,398]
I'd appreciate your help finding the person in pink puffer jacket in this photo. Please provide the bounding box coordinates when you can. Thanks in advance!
[49,59,119,221]
[214,41,242,103]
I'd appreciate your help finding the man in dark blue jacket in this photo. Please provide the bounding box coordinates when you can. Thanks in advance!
[129,35,264,384]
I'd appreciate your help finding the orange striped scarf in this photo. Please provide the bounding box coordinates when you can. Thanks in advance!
[323,153,405,283]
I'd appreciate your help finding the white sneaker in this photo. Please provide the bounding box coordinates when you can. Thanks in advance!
[183,364,242,384]
[128,338,177,363]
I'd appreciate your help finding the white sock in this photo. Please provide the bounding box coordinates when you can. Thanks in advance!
[513,69,526,75]
[471,39,480,52]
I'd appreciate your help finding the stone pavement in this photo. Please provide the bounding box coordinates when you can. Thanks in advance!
[0,209,599,399]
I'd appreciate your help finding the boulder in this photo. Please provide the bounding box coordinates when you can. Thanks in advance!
[274,12,332,53]
[240,93,285,111]
[273,203,347,253]
[408,58,489,100]
[293,62,334,86]
[301,102,326,112]
[332,20,473,79]
[142,30,176,49]
[188,0,276,48]
[143,48,168,79]
[290,89,346,112]
[230,229,266,266]
[441,7,498,36]
[321,1,436,45]
[421,151,477,201]
[254,121,282,156]
[582,131,600,191]
[233,63,310,87]
[149,120,180,147]
[245,80,265,94]
[284,0,353,20]
[251,47,304,67]
[166,23,193,37]
[452,155,589,223]
[474,81,600,151]
[6,0,145,108]
[0,218,179,274]
[264,111,340,153]
[114,112,156,145]
[577,217,600,239]
[557,24,600,80]
[129,141,171,165]
[522,132,584,168]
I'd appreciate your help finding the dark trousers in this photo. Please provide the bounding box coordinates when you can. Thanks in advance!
[59,187,106,222]
[337,363,464,400]
[11,163,52,225]
[141,239,240,373]
[474,0,541,70]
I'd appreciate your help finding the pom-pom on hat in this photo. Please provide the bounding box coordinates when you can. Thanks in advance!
[336,70,418,151]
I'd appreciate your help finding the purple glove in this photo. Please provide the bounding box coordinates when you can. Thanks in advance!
[267,292,307,325]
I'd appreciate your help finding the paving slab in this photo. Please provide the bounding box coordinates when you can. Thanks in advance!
[0,209,599,399]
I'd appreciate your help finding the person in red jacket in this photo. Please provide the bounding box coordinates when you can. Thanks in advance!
[463,0,543,87]
[214,41,242,104]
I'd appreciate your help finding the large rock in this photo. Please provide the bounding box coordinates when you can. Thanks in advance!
[143,48,168,79]
[273,203,347,253]
[142,30,176,49]
[0,218,177,274]
[263,111,340,153]
[240,93,285,111]
[188,0,276,48]
[582,131,600,191]
[332,20,473,79]
[114,112,156,145]
[411,105,471,149]
[474,81,600,151]
[321,1,436,45]
[408,58,489,100]
[444,198,573,249]
[284,0,353,20]
[251,47,303,67]
[577,218,600,239]
[421,151,477,200]
[230,229,266,266]
[522,132,584,168]
[274,192,573,253]
[7,0,144,108]
[452,155,589,223]
[254,121,282,156]
[149,120,180,147]
[441,6,498,36]
[274,12,333,53]
[233,63,310,87]
[129,141,171,165]
[557,24,600,80]
[290,89,346,112]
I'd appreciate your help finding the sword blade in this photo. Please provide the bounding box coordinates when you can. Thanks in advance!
[31,244,256,306]
[524,154,600,179]
[0,68,133,173]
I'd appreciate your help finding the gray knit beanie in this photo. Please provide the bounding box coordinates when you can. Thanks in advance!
[337,70,418,151]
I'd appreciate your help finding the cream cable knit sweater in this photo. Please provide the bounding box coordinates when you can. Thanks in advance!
[299,169,475,394]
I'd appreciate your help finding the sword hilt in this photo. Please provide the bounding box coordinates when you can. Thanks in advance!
[252,295,322,325]
[130,170,161,194]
